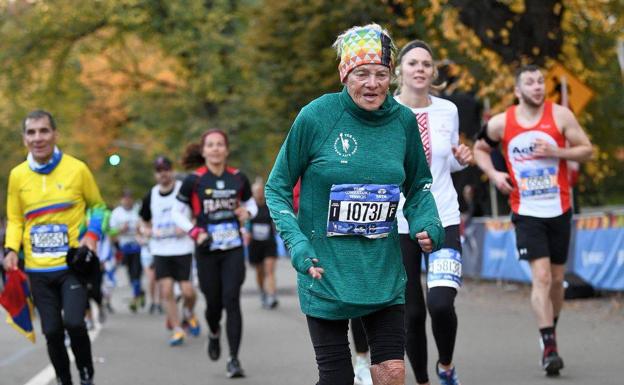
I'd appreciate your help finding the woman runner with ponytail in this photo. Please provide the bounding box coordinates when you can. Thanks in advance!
[172,129,257,379]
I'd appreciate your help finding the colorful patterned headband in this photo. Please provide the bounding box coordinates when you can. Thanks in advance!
[338,28,394,83]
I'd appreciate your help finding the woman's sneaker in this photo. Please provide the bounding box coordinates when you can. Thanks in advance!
[437,363,461,385]
[226,357,245,378]
[207,331,221,361]
[353,355,373,385]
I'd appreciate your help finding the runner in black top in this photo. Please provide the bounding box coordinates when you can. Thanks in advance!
[172,129,257,379]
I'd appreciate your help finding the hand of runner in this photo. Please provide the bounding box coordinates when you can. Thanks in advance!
[452,144,473,165]
[533,138,558,158]
[490,170,514,194]
[234,206,251,224]
[415,231,434,253]
[2,250,19,271]
[196,231,210,246]
[307,258,324,279]
[80,234,97,252]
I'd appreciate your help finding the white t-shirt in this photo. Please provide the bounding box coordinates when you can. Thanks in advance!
[396,95,465,233]
[144,181,194,256]
[110,205,141,246]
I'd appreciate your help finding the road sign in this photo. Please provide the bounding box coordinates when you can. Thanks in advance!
[545,62,594,114]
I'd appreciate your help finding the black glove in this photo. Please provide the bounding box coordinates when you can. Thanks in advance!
[66,246,99,275]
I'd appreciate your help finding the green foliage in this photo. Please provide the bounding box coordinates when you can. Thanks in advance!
[0,0,622,217]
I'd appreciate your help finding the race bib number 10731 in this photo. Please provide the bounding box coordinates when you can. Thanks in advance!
[327,184,400,239]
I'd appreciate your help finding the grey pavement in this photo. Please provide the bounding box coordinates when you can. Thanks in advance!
[1,258,623,385]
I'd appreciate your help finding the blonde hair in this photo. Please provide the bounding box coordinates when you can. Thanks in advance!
[394,40,445,95]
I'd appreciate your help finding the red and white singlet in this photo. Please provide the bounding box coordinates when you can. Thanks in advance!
[502,101,570,217]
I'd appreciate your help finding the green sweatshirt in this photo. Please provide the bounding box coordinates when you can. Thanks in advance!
[265,87,444,320]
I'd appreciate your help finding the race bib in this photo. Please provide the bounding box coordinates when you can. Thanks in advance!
[327,184,399,239]
[208,221,242,251]
[519,167,559,198]
[252,223,272,241]
[30,224,69,258]
[427,248,462,289]
[153,221,178,239]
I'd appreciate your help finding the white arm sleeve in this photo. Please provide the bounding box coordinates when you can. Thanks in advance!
[242,198,258,219]
[172,199,195,233]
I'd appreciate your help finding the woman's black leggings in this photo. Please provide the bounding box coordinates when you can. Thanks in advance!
[350,317,368,354]
[307,305,405,385]
[400,225,460,384]
[196,246,246,358]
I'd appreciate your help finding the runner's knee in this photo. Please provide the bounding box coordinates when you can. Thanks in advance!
[372,359,405,384]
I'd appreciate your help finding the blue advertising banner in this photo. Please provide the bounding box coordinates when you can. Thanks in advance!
[480,225,531,283]
[573,228,624,291]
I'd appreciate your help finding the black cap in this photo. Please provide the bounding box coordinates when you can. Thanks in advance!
[154,156,173,171]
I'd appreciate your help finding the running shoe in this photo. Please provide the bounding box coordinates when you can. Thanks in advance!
[264,294,279,309]
[149,303,158,314]
[138,292,146,308]
[184,316,201,337]
[169,329,185,346]
[437,364,461,385]
[226,357,245,378]
[128,298,138,313]
[353,356,373,385]
[542,349,564,376]
[208,332,221,361]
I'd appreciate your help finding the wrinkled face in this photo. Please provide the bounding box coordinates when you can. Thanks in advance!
[202,132,229,167]
[23,117,57,164]
[345,64,391,111]
[515,70,545,108]
[399,47,435,92]
[155,168,174,186]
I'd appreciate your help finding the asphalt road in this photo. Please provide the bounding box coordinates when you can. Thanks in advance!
[1,258,623,385]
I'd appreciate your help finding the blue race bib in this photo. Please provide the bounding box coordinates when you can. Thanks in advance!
[30,224,69,258]
[519,167,559,198]
[327,184,400,239]
[427,248,462,289]
[208,221,242,251]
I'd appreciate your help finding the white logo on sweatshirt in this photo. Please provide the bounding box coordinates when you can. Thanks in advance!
[334,133,358,158]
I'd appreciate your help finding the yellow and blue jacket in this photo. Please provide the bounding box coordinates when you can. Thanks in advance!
[4,154,106,272]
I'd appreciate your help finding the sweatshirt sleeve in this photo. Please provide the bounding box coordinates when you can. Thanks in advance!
[4,169,24,252]
[265,110,318,274]
[81,163,107,241]
[401,114,445,250]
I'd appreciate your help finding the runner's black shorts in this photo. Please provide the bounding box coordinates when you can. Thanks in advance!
[248,240,277,265]
[511,209,572,265]
[154,254,192,281]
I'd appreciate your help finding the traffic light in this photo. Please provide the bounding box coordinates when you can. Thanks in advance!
[108,154,121,166]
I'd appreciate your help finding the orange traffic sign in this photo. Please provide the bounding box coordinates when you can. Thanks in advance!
[545,62,594,114]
